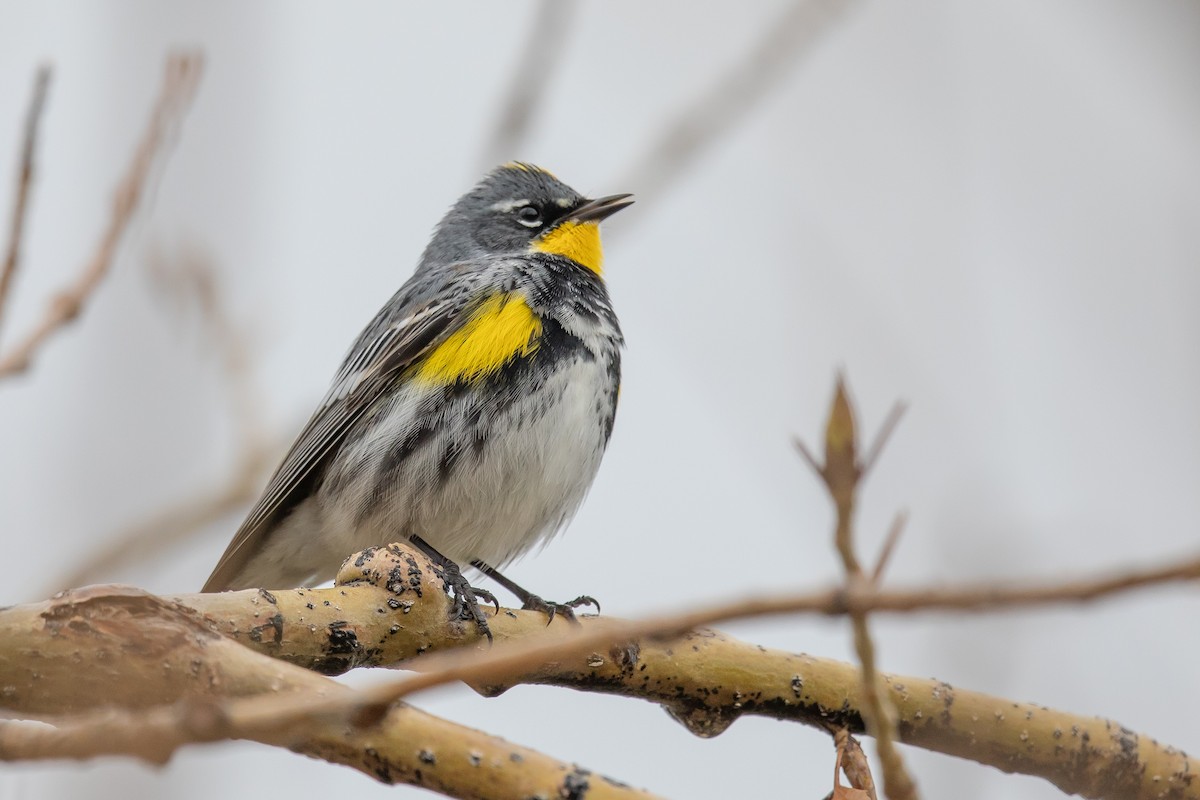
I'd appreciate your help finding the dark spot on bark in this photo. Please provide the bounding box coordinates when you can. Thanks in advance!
[560,767,590,800]
[257,588,277,605]
[938,681,955,725]
[327,621,360,655]
[362,747,393,784]
[355,547,378,567]
[600,774,631,789]
[418,749,436,765]
[248,613,284,646]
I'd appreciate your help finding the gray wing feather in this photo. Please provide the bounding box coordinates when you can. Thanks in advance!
[201,300,461,592]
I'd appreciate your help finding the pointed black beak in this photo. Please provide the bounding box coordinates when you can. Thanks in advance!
[570,193,634,223]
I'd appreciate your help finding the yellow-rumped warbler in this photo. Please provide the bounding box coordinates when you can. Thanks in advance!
[203,163,631,636]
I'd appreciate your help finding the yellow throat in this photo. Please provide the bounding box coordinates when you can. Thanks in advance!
[532,220,604,275]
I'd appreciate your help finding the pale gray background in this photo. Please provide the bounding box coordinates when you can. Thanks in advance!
[1,1,1198,798]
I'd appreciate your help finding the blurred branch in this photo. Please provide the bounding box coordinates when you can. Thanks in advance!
[478,0,578,170]
[617,0,857,207]
[0,51,203,380]
[53,435,280,591]
[0,65,52,347]
[54,246,282,592]
[797,377,918,800]
[0,585,657,800]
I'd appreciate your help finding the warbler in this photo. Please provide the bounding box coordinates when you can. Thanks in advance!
[202,163,631,635]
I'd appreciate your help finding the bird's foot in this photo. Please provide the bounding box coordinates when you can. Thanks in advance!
[522,593,600,625]
[431,559,499,642]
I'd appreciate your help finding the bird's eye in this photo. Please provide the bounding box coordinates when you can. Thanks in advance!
[516,205,543,228]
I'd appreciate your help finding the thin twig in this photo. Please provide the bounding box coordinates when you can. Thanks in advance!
[804,378,918,799]
[0,65,52,347]
[792,434,824,477]
[616,0,858,206]
[478,0,577,170]
[861,401,907,477]
[0,52,203,380]
[870,511,907,585]
[834,728,877,800]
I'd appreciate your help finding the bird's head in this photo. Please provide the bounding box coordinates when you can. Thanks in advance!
[420,162,633,275]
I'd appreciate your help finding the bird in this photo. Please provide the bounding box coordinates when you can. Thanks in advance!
[202,163,631,637]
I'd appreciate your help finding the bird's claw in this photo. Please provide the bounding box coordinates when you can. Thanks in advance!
[433,560,497,642]
[522,593,600,625]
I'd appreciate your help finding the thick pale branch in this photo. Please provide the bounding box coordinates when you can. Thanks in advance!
[180,543,1198,799]
[0,584,658,800]
[5,543,1199,798]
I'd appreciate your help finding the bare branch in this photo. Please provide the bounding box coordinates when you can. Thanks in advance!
[617,0,858,207]
[861,401,908,478]
[0,585,660,800]
[0,52,203,380]
[0,65,52,346]
[5,541,1200,797]
[478,0,578,170]
[178,543,1200,675]
[52,434,280,591]
[811,378,918,799]
[870,511,907,585]
[834,728,877,800]
[54,246,280,592]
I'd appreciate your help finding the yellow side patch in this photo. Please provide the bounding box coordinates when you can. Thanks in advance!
[415,294,542,385]
[532,221,604,275]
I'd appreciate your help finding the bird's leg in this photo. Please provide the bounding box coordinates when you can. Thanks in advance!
[470,559,599,625]
[409,535,498,642]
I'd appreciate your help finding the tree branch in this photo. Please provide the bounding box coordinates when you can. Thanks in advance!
[7,540,1195,798]
[800,377,917,799]
[0,65,52,346]
[477,0,577,170]
[0,51,203,380]
[54,247,283,591]
[0,584,659,800]
[616,0,858,209]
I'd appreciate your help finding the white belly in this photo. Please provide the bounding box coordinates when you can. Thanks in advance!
[268,354,614,582]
